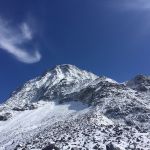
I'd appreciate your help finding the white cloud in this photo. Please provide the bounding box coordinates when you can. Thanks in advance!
[0,17,41,64]
[20,23,33,40]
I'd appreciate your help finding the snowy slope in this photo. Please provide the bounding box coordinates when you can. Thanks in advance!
[0,65,150,150]
[0,101,92,149]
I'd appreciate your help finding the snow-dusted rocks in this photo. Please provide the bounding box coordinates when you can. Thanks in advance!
[0,112,12,121]
[126,74,150,92]
[0,64,150,149]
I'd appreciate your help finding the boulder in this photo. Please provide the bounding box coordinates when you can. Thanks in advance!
[42,144,59,150]
[0,113,12,121]
[71,147,80,150]
[106,143,124,150]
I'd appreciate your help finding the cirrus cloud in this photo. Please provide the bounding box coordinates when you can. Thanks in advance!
[0,17,42,64]
[20,23,33,40]
[109,0,150,37]
[113,0,150,11]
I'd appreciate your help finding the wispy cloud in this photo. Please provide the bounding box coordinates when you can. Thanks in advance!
[114,0,150,11]
[20,23,33,40]
[0,17,41,64]
[129,0,150,10]
[109,0,150,37]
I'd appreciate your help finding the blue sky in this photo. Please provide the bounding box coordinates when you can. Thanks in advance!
[0,0,150,102]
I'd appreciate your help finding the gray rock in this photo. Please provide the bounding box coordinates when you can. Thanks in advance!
[0,113,12,121]
[106,143,124,150]
[71,147,80,150]
[42,144,59,150]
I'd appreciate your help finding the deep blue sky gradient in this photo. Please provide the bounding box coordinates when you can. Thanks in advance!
[0,0,150,102]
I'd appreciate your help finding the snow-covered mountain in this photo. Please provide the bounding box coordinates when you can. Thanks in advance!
[0,64,150,150]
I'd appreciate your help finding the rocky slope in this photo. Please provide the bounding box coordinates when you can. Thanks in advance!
[0,64,150,150]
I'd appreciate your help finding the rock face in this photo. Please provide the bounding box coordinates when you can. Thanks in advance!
[126,74,150,92]
[0,64,150,150]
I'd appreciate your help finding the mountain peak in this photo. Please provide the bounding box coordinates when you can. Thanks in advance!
[46,64,98,81]
[126,74,150,92]
[132,74,147,81]
[56,64,77,69]
[5,64,98,108]
[50,64,77,71]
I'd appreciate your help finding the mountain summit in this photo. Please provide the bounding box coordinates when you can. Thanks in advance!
[0,65,150,150]
[5,64,97,108]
